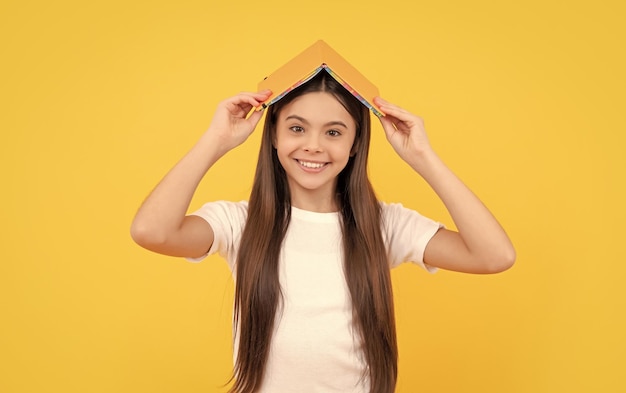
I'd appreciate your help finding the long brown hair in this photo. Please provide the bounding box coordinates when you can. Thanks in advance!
[231,72,397,393]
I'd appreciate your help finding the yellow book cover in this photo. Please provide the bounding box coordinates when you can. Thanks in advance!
[258,40,383,117]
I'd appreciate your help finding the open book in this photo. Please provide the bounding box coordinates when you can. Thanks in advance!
[258,40,383,117]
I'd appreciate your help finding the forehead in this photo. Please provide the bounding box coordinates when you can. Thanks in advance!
[278,92,356,127]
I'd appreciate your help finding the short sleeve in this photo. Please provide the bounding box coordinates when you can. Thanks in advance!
[185,200,248,270]
[381,202,444,273]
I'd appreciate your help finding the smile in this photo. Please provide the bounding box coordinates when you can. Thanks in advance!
[297,160,328,169]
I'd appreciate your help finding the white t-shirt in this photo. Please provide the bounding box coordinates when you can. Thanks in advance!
[189,201,442,392]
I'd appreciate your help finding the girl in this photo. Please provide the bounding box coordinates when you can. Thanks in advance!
[131,71,515,393]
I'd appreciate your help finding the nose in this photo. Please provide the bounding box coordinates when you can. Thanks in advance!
[303,132,322,153]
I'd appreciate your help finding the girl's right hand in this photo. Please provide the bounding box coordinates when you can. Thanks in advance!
[130,89,271,259]
[204,90,272,155]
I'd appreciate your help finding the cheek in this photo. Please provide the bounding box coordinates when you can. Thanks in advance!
[275,138,294,156]
[275,141,295,166]
[340,139,357,158]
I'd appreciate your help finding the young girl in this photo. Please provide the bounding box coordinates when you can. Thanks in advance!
[131,72,515,393]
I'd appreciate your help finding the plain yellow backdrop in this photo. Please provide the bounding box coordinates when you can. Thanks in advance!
[1,0,624,392]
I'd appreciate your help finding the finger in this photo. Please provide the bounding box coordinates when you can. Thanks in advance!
[224,99,253,115]
[378,103,425,132]
[374,96,415,117]
[374,96,404,111]
[237,90,271,99]
[239,103,254,116]
[374,96,395,108]
[235,90,272,106]
[376,101,411,120]
[226,94,265,111]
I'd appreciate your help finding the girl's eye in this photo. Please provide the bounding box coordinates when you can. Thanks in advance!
[327,129,341,137]
[290,126,304,133]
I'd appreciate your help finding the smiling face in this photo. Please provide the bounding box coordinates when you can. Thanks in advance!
[274,91,357,211]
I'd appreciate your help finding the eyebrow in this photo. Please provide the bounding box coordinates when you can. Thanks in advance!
[284,115,348,129]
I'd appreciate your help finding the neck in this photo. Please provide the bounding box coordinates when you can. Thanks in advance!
[290,191,338,213]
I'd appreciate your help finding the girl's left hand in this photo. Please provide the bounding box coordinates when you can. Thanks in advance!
[374,97,434,166]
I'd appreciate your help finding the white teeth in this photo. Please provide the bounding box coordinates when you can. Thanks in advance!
[299,160,325,169]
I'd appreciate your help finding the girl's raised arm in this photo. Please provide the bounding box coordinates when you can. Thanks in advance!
[374,97,516,274]
[130,90,271,258]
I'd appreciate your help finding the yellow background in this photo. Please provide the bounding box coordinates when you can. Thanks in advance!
[2,0,624,392]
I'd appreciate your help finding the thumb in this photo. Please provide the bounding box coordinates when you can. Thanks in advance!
[246,107,265,128]
[378,114,397,140]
